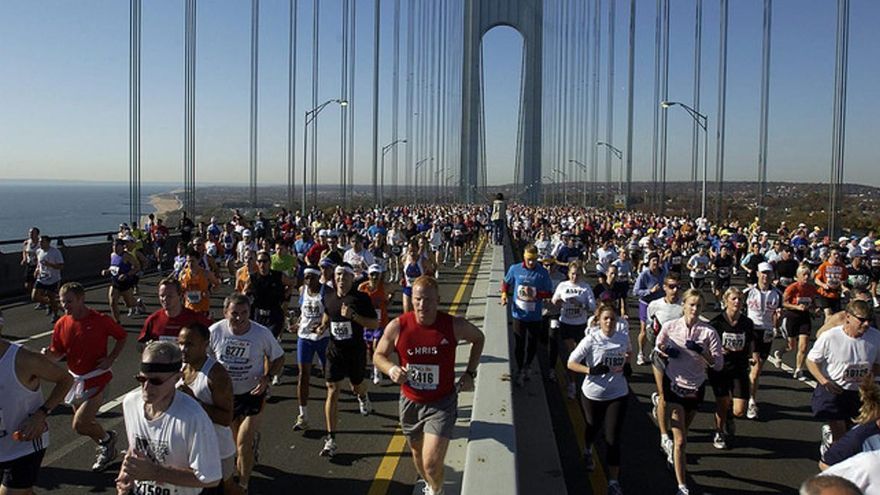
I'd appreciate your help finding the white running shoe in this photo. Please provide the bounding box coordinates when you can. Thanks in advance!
[662,436,674,466]
[820,424,833,458]
[372,367,382,385]
[747,399,759,420]
[713,432,728,450]
[676,486,690,495]
[91,430,118,472]
[271,375,281,386]
[636,353,647,366]
[319,436,337,457]
[358,394,373,416]
[293,414,308,431]
[793,369,806,381]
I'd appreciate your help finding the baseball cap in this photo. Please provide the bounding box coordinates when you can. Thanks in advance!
[319,257,336,268]
[838,236,848,243]
[243,229,252,237]
[367,264,384,274]
[758,262,774,273]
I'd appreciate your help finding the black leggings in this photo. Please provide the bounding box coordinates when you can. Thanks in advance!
[513,319,546,370]
[580,393,629,467]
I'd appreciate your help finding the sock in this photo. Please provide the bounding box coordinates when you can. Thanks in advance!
[299,406,307,417]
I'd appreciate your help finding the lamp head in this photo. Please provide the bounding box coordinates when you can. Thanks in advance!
[660,101,672,108]
[338,100,349,107]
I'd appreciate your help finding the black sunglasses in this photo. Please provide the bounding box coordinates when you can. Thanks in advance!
[848,313,873,325]
[134,374,175,386]
[666,284,681,290]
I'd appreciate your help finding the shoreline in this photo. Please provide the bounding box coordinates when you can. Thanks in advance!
[142,190,182,225]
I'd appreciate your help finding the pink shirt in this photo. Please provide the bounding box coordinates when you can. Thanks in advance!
[656,316,723,391]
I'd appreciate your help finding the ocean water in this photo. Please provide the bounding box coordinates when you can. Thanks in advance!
[0,182,174,243]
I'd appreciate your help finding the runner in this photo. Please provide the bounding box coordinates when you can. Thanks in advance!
[31,236,64,321]
[317,263,379,457]
[41,282,127,472]
[101,238,143,323]
[776,264,820,378]
[566,302,632,495]
[359,264,394,385]
[743,262,783,418]
[401,243,428,314]
[647,274,684,464]
[0,336,72,495]
[654,289,723,495]
[292,267,329,432]
[116,341,222,495]
[20,227,40,297]
[551,261,596,399]
[179,248,220,318]
[208,293,284,491]
[633,253,667,365]
[501,245,553,387]
[686,244,710,291]
[245,250,292,342]
[708,287,754,449]
[138,277,212,344]
[373,275,485,495]
[710,244,735,310]
[178,323,239,495]
[815,248,849,322]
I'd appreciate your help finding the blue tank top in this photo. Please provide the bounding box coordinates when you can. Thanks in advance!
[110,253,133,281]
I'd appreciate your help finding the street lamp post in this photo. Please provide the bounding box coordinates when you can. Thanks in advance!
[568,159,589,207]
[380,138,407,206]
[302,98,347,212]
[414,157,432,201]
[596,142,624,196]
[661,100,709,220]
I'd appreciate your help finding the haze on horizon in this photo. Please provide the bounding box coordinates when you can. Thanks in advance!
[1,0,878,188]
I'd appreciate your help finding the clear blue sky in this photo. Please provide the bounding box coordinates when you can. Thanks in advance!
[1,0,878,188]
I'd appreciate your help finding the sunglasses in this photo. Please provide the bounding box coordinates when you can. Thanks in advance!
[848,313,873,325]
[134,374,175,386]
[666,285,681,290]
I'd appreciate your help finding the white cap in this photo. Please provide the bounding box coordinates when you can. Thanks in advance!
[367,264,384,274]
[838,236,848,243]
[243,229,252,237]
[758,262,773,273]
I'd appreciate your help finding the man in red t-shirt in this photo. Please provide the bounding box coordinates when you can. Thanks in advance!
[42,282,127,473]
[374,276,484,495]
[138,277,212,344]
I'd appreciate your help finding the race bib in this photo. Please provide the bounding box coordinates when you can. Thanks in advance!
[109,266,120,276]
[563,306,584,320]
[407,364,440,391]
[671,376,699,399]
[762,328,775,343]
[134,481,172,495]
[602,353,626,373]
[722,332,746,352]
[779,277,793,286]
[222,339,251,364]
[671,256,682,265]
[302,302,322,319]
[330,321,353,340]
[185,291,202,304]
[842,363,870,383]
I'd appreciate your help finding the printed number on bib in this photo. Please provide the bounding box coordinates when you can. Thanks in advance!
[722,332,745,352]
[842,363,870,383]
[407,364,440,391]
[135,482,171,495]
[515,285,537,312]
[185,291,202,304]
[222,339,251,363]
[563,306,584,320]
[603,354,626,373]
[330,321,353,340]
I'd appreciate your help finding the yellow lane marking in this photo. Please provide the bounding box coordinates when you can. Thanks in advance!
[555,360,608,494]
[367,238,486,495]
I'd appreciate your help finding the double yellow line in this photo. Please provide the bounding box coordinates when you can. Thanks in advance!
[367,238,486,495]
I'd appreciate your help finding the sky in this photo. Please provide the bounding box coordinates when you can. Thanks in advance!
[1,0,878,189]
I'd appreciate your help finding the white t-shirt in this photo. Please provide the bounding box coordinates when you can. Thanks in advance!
[36,247,63,284]
[343,248,375,278]
[807,326,880,391]
[687,254,710,278]
[568,328,631,401]
[122,390,222,495]
[647,298,683,327]
[744,285,782,332]
[209,320,285,395]
[820,450,880,495]
[552,280,596,326]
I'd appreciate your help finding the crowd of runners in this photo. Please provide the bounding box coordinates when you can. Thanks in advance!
[1,198,879,494]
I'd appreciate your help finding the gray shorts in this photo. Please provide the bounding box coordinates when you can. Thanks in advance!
[399,393,457,440]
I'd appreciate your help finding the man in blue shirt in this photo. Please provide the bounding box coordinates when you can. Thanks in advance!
[502,245,553,387]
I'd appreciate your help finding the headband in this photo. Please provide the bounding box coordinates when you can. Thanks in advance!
[304,268,321,277]
[140,361,182,373]
[335,265,355,276]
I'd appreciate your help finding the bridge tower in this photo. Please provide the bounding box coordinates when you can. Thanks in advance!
[459,0,543,204]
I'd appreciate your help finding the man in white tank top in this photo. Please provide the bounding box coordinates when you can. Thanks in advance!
[0,337,73,493]
[178,323,238,494]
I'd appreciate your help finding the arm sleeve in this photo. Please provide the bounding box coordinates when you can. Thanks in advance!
[705,327,724,371]
[582,284,597,312]
[265,330,285,361]
[807,332,829,363]
[567,337,591,365]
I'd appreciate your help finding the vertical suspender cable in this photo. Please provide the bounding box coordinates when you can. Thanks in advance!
[347,0,356,204]
[715,0,728,221]
[405,0,414,196]
[828,0,849,237]
[757,0,772,224]
[624,0,635,204]
[287,0,298,209]
[249,0,259,207]
[371,0,381,204]
[310,0,319,207]
[691,0,702,213]
[659,0,669,214]
[590,0,601,205]
[560,0,570,204]
[340,0,349,205]
[651,0,661,211]
[391,0,401,201]
[605,0,615,196]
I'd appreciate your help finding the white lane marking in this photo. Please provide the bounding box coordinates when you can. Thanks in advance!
[768,354,818,389]
[13,330,54,344]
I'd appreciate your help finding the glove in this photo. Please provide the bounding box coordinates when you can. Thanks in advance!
[685,340,704,354]
[589,364,611,375]
[664,346,680,359]
[623,363,633,379]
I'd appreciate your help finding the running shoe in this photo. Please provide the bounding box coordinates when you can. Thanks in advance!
[92,430,118,472]
[820,424,833,458]
[607,480,624,495]
[662,436,674,466]
[770,350,784,367]
[358,394,373,416]
[636,353,647,366]
[676,486,690,495]
[747,399,759,420]
[319,436,337,457]
[793,369,806,381]
[293,414,308,431]
[651,392,660,423]
[567,382,577,400]
[271,375,281,386]
[582,449,595,471]
[372,367,382,385]
[713,432,728,450]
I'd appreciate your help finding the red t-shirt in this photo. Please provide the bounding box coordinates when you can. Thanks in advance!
[50,309,126,389]
[395,311,457,403]
[138,308,213,343]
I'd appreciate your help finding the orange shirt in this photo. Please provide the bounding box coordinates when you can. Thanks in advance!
[783,282,819,309]
[359,281,389,328]
[815,261,848,299]
[180,267,211,313]
[235,266,251,294]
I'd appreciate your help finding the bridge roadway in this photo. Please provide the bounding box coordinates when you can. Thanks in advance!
[2,242,827,494]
